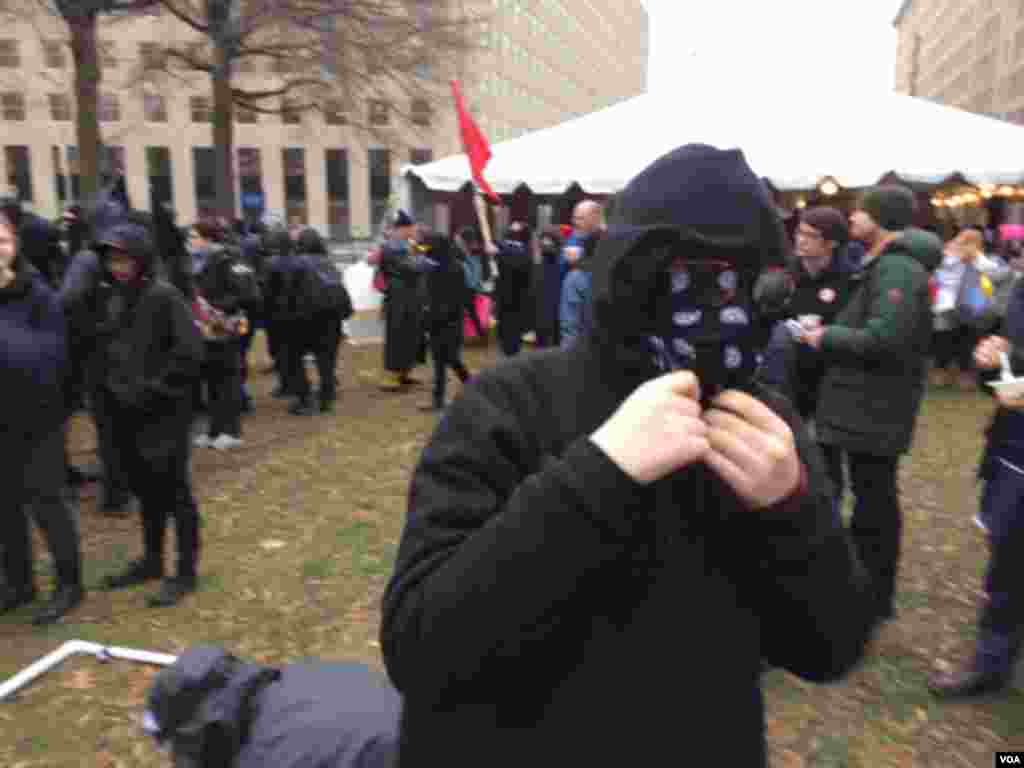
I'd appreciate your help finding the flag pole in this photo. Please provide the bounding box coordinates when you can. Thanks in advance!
[473,188,495,250]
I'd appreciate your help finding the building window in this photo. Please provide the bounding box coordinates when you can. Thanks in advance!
[146,146,173,212]
[52,145,66,205]
[98,93,120,122]
[369,100,389,126]
[4,146,32,202]
[281,98,301,125]
[193,147,216,218]
[43,40,65,69]
[324,100,346,126]
[235,105,258,123]
[66,146,81,201]
[368,148,390,234]
[139,42,163,71]
[411,99,431,127]
[282,147,307,226]
[190,96,211,123]
[238,147,263,217]
[0,40,19,68]
[48,93,71,122]
[1,92,25,121]
[325,148,350,240]
[143,92,167,123]
[410,148,433,165]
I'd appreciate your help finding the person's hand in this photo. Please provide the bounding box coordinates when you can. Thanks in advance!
[703,390,802,510]
[996,390,1024,410]
[803,326,827,349]
[0,266,14,288]
[589,370,708,485]
[484,242,499,257]
[974,335,1010,370]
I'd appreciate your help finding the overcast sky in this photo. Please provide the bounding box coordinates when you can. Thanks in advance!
[641,0,903,96]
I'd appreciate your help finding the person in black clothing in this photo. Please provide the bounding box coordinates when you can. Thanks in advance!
[380,144,873,768]
[60,192,136,515]
[489,222,533,357]
[191,220,254,450]
[0,196,66,289]
[263,226,313,408]
[0,207,84,625]
[532,225,564,348]
[92,216,204,608]
[417,233,471,412]
[293,227,344,414]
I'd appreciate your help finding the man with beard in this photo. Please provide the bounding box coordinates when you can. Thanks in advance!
[380,144,872,767]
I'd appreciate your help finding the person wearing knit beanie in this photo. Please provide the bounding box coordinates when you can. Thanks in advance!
[855,184,916,232]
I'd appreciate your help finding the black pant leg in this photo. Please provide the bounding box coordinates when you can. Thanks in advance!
[91,388,131,506]
[956,325,978,372]
[847,451,902,618]
[25,428,82,589]
[285,320,311,400]
[932,328,957,369]
[1,470,33,594]
[498,312,522,356]
[206,341,242,437]
[314,314,340,403]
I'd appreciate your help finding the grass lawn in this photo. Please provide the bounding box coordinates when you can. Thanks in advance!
[1,337,1022,767]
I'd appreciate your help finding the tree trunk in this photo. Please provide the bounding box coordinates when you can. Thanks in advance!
[212,41,236,221]
[67,10,102,208]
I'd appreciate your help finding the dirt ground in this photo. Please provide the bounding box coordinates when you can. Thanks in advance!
[1,336,1022,767]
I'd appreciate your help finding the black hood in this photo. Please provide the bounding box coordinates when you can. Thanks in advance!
[96,216,157,277]
[589,144,787,361]
[263,228,292,258]
[295,227,326,256]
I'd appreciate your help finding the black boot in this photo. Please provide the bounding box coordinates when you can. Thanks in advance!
[0,587,36,614]
[288,397,315,416]
[101,559,163,591]
[32,585,84,626]
[146,577,196,608]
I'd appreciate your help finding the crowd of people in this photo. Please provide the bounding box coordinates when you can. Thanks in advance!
[2,140,1023,766]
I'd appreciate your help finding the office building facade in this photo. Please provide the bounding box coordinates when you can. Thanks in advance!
[0,0,647,238]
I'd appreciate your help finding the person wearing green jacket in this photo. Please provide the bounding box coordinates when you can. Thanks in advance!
[802,185,935,628]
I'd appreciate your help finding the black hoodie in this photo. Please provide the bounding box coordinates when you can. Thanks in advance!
[381,145,871,768]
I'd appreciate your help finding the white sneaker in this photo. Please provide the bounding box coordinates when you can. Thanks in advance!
[193,434,212,448]
[211,434,244,451]
[972,514,990,534]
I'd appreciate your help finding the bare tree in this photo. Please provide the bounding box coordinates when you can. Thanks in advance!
[3,0,161,206]
[144,0,482,220]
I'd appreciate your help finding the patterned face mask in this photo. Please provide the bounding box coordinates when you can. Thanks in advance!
[647,259,760,400]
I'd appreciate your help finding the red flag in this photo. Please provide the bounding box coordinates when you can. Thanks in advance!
[451,79,500,203]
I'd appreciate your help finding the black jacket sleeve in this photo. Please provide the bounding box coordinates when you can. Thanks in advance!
[380,372,648,703]
[735,385,873,682]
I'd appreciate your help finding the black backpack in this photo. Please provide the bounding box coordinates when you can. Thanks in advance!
[304,253,354,320]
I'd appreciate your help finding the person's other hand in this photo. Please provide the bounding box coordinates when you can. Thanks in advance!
[974,335,1010,370]
[802,326,826,349]
[703,390,802,510]
[996,389,1024,410]
[484,242,499,257]
[589,370,708,485]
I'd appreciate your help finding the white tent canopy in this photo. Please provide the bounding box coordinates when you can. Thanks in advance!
[404,86,1024,195]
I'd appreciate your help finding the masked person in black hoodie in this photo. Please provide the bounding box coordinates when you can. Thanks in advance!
[380,145,873,768]
[92,215,205,608]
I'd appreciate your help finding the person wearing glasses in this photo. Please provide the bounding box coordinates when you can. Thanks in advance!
[380,145,873,768]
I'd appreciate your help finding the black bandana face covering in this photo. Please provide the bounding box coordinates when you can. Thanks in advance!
[647,259,761,401]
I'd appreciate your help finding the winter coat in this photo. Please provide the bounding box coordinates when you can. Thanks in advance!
[381,221,872,768]
[264,250,312,323]
[145,646,399,768]
[422,239,468,334]
[815,234,935,456]
[18,212,65,289]
[0,260,67,448]
[378,238,427,373]
[533,248,562,345]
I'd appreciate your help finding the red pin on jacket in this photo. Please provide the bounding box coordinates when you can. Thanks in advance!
[451,79,500,203]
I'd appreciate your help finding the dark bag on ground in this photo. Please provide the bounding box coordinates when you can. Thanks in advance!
[144,645,399,768]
